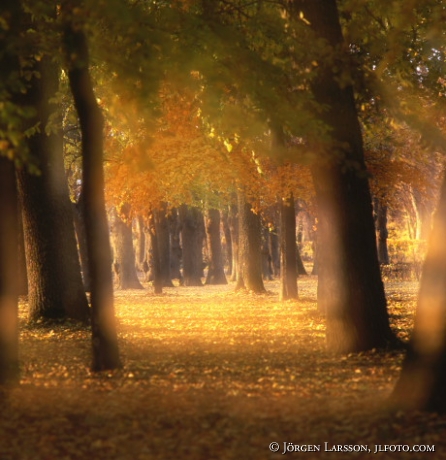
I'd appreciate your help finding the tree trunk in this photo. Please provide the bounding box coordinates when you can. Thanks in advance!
[0,157,19,384]
[111,204,143,290]
[17,203,28,296]
[280,194,298,300]
[168,208,183,285]
[235,192,265,293]
[134,215,146,273]
[311,219,319,276]
[148,211,163,294]
[205,208,227,285]
[261,225,273,280]
[228,203,239,282]
[156,203,174,287]
[293,0,397,352]
[221,209,233,276]
[64,16,121,371]
[374,197,390,265]
[269,223,280,278]
[17,55,89,323]
[179,205,204,286]
[0,0,21,384]
[73,192,91,291]
[392,167,446,412]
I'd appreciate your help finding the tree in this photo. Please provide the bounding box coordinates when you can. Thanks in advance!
[0,157,19,385]
[392,163,446,412]
[373,197,390,265]
[289,0,398,352]
[111,204,143,290]
[63,5,121,371]
[17,55,90,323]
[205,208,227,285]
[180,205,205,286]
[147,209,163,294]
[0,0,22,384]
[156,203,174,287]
[235,191,265,293]
[280,193,298,300]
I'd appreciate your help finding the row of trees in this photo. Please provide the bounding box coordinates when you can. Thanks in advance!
[1,0,446,412]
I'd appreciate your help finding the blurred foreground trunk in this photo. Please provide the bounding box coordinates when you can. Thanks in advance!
[64,10,121,371]
[392,168,446,412]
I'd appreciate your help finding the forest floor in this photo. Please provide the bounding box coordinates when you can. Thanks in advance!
[1,277,446,459]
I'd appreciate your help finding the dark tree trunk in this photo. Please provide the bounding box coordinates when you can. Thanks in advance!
[0,157,19,384]
[374,197,390,265]
[156,203,174,287]
[392,167,446,412]
[235,192,265,293]
[134,215,146,273]
[64,17,121,371]
[0,0,21,383]
[17,203,28,296]
[111,204,143,290]
[179,205,204,286]
[148,211,163,294]
[293,0,397,352]
[205,208,227,285]
[311,219,319,276]
[17,56,89,323]
[73,191,91,291]
[280,194,298,300]
[269,224,280,278]
[221,209,233,276]
[168,208,183,284]
[228,203,239,282]
[261,225,273,280]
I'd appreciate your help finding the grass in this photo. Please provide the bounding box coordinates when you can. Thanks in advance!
[1,277,445,459]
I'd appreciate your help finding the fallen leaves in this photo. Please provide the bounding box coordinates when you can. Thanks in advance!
[1,278,445,459]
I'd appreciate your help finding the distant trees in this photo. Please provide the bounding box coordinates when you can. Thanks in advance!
[392,165,446,412]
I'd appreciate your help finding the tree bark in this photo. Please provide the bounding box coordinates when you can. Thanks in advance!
[0,0,21,384]
[205,208,227,285]
[292,0,397,352]
[64,15,121,370]
[261,225,273,280]
[168,208,183,285]
[17,55,89,323]
[111,204,143,290]
[156,203,174,287]
[134,215,146,273]
[0,157,19,385]
[235,191,265,293]
[73,192,91,291]
[374,197,390,265]
[280,194,298,300]
[221,209,233,276]
[392,167,446,412]
[269,223,280,278]
[228,203,239,282]
[147,210,163,294]
[179,205,204,286]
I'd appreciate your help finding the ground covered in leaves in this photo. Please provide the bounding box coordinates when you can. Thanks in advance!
[1,278,445,459]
